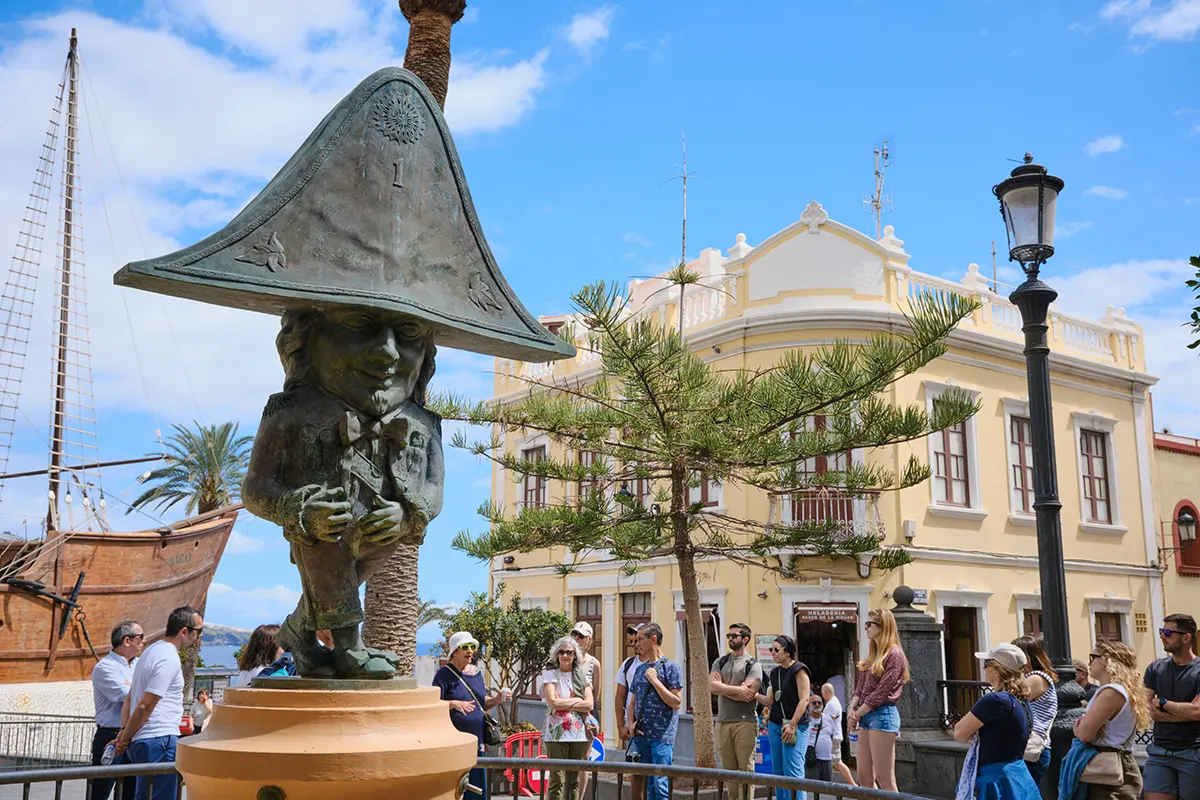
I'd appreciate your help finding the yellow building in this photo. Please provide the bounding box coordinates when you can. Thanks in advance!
[1152,430,1200,620]
[486,201,1175,745]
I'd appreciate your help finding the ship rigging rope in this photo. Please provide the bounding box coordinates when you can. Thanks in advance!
[78,56,240,508]
[77,58,161,451]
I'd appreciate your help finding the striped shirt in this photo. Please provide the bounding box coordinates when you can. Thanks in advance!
[1027,670,1058,743]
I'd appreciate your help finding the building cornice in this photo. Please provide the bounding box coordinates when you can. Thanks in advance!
[494,305,1156,405]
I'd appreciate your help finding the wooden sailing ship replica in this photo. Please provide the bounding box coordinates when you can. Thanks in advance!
[0,31,236,684]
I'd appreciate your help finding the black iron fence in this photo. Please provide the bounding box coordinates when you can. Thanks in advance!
[0,713,92,772]
[0,757,936,800]
[937,680,989,728]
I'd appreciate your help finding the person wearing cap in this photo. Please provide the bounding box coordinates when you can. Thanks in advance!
[432,632,511,800]
[951,643,1040,800]
[570,622,602,800]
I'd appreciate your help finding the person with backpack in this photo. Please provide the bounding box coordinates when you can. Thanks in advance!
[626,622,683,800]
[755,635,812,800]
[709,622,763,795]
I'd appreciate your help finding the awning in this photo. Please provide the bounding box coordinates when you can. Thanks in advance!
[793,604,858,624]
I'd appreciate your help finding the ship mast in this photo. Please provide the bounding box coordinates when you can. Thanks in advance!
[44,29,103,534]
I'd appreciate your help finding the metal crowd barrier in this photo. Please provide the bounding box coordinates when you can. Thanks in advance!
[0,713,92,772]
[0,757,934,800]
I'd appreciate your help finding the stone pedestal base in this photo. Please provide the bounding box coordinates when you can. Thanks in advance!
[178,679,477,800]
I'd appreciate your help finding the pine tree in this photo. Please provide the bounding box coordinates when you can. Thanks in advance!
[433,277,980,768]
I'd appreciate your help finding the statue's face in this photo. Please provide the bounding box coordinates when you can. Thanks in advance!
[309,309,426,417]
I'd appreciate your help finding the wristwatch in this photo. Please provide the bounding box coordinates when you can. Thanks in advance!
[1160,697,1169,711]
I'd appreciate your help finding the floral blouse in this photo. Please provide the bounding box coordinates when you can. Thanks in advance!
[541,668,592,743]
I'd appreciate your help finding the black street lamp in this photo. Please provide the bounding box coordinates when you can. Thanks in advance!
[994,154,1077,797]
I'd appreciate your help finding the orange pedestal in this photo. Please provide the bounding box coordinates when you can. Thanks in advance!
[178,679,477,800]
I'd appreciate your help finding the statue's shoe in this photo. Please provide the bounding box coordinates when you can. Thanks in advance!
[277,619,337,679]
[334,647,397,680]
[362,646,401,667]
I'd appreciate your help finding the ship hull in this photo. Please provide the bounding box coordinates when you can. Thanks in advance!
[0,507,236,683]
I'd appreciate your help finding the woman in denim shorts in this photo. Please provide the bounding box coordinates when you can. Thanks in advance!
[847,609,909,792]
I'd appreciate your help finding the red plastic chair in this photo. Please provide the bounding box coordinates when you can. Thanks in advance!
[503,731,544,796]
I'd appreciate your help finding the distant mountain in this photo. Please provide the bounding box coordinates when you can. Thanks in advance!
[203,623,252,646]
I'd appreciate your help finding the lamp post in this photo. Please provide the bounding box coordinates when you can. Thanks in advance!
[994,154,1075,798]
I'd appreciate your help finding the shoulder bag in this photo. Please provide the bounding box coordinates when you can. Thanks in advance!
[449,666,503,747]
[1080,699,1136,787]
[1021,698,1046,762]
[804,718,823,767]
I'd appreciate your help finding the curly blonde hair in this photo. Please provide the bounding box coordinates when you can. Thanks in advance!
[1095,641,1151,731]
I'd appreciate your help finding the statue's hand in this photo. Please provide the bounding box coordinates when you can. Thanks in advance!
[298,486,354,544]
[359,497,409,546]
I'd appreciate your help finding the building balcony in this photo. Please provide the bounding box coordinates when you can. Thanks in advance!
[768,488,885,543]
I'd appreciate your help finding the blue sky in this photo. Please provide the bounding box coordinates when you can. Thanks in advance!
[0,0,1196,632]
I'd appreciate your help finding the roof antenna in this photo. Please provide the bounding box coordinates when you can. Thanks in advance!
[863,139,893,240]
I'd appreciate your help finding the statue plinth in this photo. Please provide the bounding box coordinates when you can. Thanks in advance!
[178,681,477,800]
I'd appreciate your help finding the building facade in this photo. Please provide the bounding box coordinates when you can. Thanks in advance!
[486,201,1185,745]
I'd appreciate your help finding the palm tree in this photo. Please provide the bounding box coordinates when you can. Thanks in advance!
[417,599,453,632]
[129,421,253,697]
[128,422,253,516]
[363,0,466,676]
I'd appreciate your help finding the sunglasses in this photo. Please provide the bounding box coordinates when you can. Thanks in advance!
[1089,653,1102,661]
[190,627,204,635]
[726,633,744,640]
[458,643,478,652]
[769,646,785,654]
[557,650,574,657]
[864,621,880,629]
[127,633,145,641]
[1160,628,1184,638]
[810,701,823,707]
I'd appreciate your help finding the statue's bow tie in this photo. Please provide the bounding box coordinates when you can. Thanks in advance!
[340,412,409,447]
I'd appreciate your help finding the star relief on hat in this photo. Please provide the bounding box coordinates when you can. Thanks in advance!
[114,67,574,364]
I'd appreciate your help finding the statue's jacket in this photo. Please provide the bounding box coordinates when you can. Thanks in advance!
[243,383,444,629]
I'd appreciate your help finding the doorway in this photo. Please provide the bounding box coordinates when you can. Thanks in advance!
[943,607,981,681]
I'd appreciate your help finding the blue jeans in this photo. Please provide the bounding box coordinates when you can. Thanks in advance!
[631,737,673,800]
[858,704,900,734]
[128,735,178,800]
[767,721,808,800]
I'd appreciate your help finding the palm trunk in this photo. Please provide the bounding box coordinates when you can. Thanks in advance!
[363,0,465,672]
[397,0,466,109]
[362,543,420,676]
[673,463,716,768]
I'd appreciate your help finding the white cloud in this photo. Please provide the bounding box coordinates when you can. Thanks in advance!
[1084,185,1131,199]
[564,6,616,59]
[1052,258,1199,432]
[1083,135,1126,156]
[1101,0,1200,41]
[1056,220,1095,238]
[1192,123,1200,135]
[224,528,266,555]
[623,232,653,247]
[445,50,548,134]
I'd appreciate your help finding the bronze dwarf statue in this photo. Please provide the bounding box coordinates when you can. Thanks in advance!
[116,67,572,679]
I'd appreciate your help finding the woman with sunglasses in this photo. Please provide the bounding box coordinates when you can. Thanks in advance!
[952,643,1040,800]
[1062,642,1150,800]
[755,635,811,800]
[541,636,595,800]
[433,631,511,800]
[847,609,908,791]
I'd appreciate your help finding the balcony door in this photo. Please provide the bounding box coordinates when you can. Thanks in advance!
[943,606,981,682]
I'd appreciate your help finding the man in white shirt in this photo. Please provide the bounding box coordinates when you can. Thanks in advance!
[822,682,857,786]
[114,606,203,800]
[90,619,144,800]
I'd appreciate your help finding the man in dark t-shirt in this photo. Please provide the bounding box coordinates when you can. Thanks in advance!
[1144,613,1200,800]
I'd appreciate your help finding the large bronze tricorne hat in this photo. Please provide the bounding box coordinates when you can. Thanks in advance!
[115,67,574,363]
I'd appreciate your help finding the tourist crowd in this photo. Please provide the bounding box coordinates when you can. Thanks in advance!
[435,610,1200,800]
[86,607,1200,800]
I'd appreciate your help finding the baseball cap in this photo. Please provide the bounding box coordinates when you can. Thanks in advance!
[572,621,594,638]
[624,622,645,635]
[975,642,1027,672]
[447,631,480,653]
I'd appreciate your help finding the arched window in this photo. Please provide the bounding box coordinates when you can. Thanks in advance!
[1173,500,1200,574]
